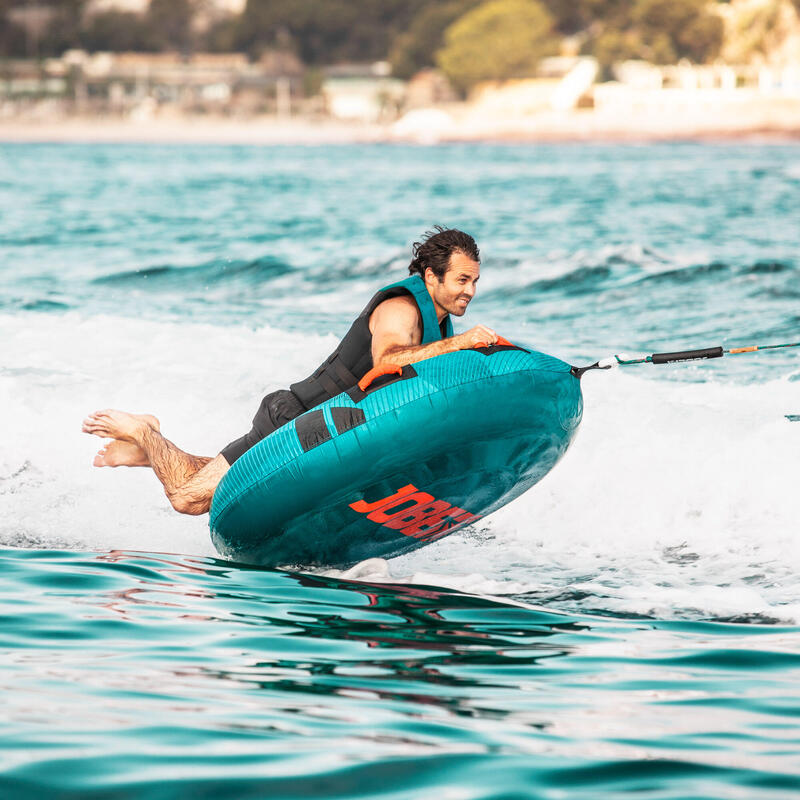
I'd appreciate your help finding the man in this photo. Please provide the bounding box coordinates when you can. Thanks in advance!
[82,226,498,515]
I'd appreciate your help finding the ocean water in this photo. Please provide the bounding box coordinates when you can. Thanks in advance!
[1,141,799,798]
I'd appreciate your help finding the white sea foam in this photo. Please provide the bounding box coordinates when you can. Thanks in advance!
[0,312,336,557]
[3,312,799,620]
[785,162,800,181]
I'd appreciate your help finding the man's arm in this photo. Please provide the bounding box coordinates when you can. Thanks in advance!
[369,296,498,368]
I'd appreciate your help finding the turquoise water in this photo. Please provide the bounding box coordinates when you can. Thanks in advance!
[2,142,800,797]
[3,547,800,799]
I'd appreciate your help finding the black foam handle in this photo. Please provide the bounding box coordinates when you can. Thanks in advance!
[651,346,724,364]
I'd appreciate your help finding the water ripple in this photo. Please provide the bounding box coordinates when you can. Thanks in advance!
[2,549,800,798]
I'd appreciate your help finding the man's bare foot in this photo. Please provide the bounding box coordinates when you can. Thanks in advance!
[82,410,160,442]
[94,440,150,468]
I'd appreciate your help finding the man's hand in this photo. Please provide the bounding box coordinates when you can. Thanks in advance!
[456,325,498,349]
[376,322,500,367]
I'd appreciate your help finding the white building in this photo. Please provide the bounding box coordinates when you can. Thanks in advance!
[85,0,247,15]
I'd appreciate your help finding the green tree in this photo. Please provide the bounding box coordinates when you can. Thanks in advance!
[1,0,86,57]
[436,0,557,94]
[205,15,241,53]
[591,28,643,76]
[147,0,194,53]
[540,0,633,35]
[581,0,724,71]
[238,0,428,64]
[633,0,723,63]
[80,11,156,52]
[44,0,86,55]
[389,0,481,80]
[0,0,27,57]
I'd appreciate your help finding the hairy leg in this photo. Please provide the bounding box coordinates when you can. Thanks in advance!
[135,422,215,501]
[83,409,226,514]
[156,453,229,516]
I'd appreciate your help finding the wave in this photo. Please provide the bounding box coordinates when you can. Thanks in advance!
[487,254,797,302]
[4,546,800,798]
[20,299,71,312]
[92,254,294,289]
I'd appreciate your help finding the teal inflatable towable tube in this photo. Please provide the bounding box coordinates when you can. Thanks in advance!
[209,343,583,568]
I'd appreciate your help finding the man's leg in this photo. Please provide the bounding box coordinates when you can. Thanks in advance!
[151,452,229,516]
[82,409,228,515]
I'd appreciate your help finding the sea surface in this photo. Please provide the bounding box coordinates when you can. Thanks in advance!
[1,141,799,798]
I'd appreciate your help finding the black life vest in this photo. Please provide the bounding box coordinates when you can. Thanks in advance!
[290,274,454,410]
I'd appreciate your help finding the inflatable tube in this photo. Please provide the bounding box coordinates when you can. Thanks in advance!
[209,343,583,568]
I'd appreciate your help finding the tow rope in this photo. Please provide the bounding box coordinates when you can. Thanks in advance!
[571,340,800,378]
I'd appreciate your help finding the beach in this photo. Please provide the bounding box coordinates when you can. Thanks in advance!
[2,99,800,145]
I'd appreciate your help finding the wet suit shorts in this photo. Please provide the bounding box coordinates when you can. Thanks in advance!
[221,389,307,466]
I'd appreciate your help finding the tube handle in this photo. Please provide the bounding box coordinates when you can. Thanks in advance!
[474,336,514,349]
[358,363,403,392]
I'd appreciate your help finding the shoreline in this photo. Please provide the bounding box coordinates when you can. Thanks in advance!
[1,110,800,146]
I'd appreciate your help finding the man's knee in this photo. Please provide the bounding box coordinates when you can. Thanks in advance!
[166,454,227,516]
[168,489,213,516]
[169,495,211,516]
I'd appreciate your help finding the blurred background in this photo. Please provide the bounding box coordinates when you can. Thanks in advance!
[2,0,800,141]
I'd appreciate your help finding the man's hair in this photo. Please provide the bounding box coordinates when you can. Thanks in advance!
[408,226,480,281]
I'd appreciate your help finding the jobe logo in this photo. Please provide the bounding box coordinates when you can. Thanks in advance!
[349,484,481,542]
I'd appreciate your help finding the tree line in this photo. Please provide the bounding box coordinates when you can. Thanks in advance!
[2,0,795,92]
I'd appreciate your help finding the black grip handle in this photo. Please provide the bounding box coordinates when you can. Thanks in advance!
[651,346,723,364]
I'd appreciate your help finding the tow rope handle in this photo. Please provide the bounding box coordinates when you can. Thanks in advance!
[571,340,799,378]
[643,346,723,364]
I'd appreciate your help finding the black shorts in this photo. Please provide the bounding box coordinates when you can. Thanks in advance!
[220,389,307,466]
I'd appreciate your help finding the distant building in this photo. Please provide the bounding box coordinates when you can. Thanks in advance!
[467,57,598,115]
[404,69,457,109]
[593,59,800,119]
[84,0,150,13]
[322,63,405,122]
[1,49,305,117]
[84,0,246,13]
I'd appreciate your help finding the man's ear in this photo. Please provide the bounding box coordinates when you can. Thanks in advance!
[424,267,436,288]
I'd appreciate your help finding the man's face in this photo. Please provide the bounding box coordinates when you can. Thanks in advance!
[426,252,480,317]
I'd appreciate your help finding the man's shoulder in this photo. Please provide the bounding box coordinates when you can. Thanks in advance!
[375,294,418,315]
[369,293,421,334]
